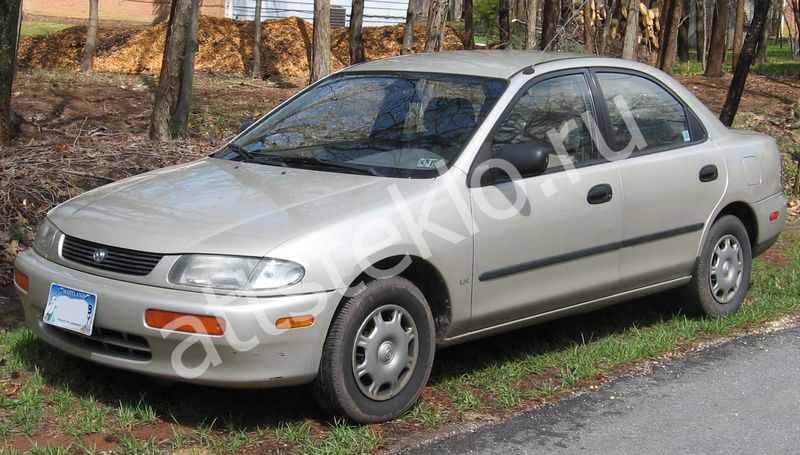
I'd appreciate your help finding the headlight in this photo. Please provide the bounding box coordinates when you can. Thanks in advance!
[33,218,60,258]
[168,255,305,291]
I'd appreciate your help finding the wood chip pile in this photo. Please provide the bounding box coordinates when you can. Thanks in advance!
[17,16,464,79]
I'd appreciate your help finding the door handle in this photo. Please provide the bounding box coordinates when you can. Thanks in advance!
[587,184,613,205]
[699,164,718,182]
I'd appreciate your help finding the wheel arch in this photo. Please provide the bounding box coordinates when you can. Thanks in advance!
[338,255,453,342]
[713,201,758,248]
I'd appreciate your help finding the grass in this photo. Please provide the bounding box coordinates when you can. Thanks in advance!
[672,40,799,76]
[3,225,798,452]
[20,20,72,38]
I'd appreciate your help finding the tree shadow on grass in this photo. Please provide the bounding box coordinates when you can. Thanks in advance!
[10,290,687,431]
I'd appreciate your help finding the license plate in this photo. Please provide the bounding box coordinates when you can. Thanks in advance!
[43,283,98,336]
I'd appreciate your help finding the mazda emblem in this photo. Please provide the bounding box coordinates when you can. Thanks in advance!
[92,249,107,264]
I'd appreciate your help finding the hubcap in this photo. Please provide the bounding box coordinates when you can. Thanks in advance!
[708,234,744,304]
[352,304,418,401]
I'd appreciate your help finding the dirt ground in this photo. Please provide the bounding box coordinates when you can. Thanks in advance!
[2,69,800,290]
[1,63,800,454]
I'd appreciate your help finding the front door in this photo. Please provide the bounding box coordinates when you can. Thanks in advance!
[469,72,624,330]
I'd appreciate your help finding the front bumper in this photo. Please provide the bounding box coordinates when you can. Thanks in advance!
[14,249,342,388]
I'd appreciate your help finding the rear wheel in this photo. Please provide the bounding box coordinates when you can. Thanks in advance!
[312,277,435,423]
[682,215,752,317]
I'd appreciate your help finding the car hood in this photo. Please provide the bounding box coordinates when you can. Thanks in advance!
[49,158,432,257]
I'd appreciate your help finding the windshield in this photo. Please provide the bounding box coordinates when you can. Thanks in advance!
[218,73,507,178]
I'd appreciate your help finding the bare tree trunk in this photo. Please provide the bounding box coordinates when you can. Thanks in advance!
[622,0,640,60]
[172,0,199,135]
[252,0,262,78]
[677,0,690,61]
[658,0,683,73]
[525,0,538,49]
[81,0,99,73]
[696,0,706,63]
[583,0,594,53]
[310,0,331,83]
[539,0,558,50]
[465,0,475,49]
[0,0,22,147]
[401,1,416,54]
[349,0,365,63]
[732,0,744,67]
[755,8,770,64]
[705,0,731,77]
[425,0,449,52]
[499,0,510,48]
[720,0,771,125]
[600,0,617,54]
[149,0,194,141]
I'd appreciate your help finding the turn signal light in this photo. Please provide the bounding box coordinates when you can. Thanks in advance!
[14,269,29,292]
[145,309,225,335]
[769,211,780,221]
[275,315,315,329]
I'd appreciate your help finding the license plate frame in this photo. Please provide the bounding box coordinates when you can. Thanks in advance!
[43,283,98,336]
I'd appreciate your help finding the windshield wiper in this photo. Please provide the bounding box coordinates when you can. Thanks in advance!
[224,143,257,162]
[262,156,380,176]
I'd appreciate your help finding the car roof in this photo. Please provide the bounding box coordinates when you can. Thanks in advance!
[340,50,591,79]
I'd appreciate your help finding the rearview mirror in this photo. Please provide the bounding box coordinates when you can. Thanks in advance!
[479,143,550,186]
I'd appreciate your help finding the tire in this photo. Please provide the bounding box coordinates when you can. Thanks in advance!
[682,215,752,317]
[312,277,435,423]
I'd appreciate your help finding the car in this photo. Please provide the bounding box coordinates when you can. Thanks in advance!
[14,50,786,423]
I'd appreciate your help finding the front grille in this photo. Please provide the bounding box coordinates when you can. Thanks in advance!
[61,235,164,276]
[44,323,152,361]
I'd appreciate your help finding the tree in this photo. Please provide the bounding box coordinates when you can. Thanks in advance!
[696,0,706,63]
[677,0,690,61]
[253,0,262,78]
[425,0,448,52]
[539,0,558,50]
[310,0,331,83]
[464,0,475,49]
[704,0,731,77]
[148,0,196,140]
[0,0,21,147]
[599,0,617,54]
[732,0,745,67]
[349,0,365,64]
[755,6,770,64]
[525,0,538,49]
[719,0,772,125]
[401,1,417,54]
[622,0,639,60]
[658,0,683,74]
[173,0,199,135]
[81,0,99,73]
[499,0,510,48]
[583,0,594,53]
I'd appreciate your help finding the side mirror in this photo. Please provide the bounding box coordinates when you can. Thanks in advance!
[238,120,255,134]
[479,143,550,186]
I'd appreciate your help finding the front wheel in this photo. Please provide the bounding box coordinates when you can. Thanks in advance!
[682,215,752,317]
[312,277,435,423]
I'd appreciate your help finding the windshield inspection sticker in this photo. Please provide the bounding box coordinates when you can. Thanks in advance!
[682,130,691,142]
[417,158,439,169]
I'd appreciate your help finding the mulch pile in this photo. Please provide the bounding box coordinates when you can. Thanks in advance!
[17,16,464,79]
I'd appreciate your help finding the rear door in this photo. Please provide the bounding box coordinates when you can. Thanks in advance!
[591,70,726,290]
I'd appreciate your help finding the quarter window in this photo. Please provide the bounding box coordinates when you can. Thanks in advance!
[596,72,691,154]
[491,74,599,169]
